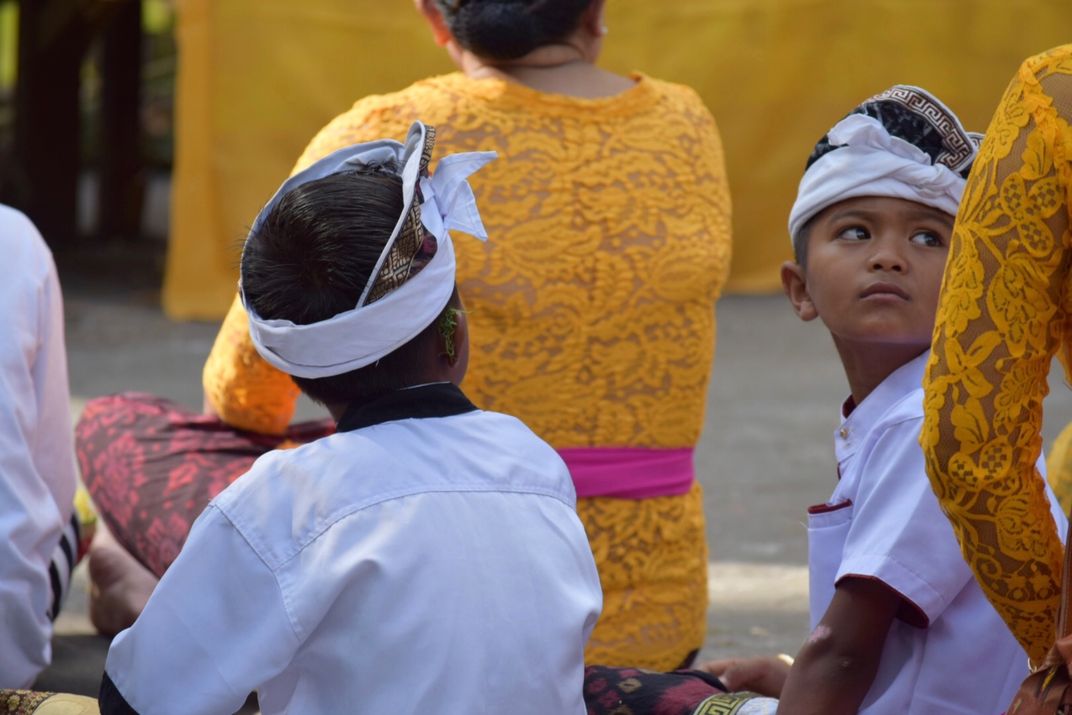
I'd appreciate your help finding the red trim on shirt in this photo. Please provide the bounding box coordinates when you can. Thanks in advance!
[835,574,930,628]
[808,499,853,515]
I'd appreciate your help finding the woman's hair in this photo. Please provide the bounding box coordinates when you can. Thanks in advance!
[434,0,594,60]
[240,167,459,406]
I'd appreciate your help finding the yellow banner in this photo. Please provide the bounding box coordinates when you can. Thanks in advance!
[165,0,1072,319]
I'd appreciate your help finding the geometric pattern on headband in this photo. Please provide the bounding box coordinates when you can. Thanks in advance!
[804,84,980,179]
[867,85,977,172]
[366,125,438,305]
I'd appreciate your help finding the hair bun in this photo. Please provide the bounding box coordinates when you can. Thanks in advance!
[438,0,593,61]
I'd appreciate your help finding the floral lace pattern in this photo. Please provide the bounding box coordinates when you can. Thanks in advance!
[201,72,731,668]
[579,482,709,669]
[204,72,732,448]
[921,45,1072,663]
[203,298,300,435]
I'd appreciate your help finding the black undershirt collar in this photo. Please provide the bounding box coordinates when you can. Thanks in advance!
[335,382,478,433]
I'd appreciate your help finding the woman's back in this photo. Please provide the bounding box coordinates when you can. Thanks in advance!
[244,71,733,448]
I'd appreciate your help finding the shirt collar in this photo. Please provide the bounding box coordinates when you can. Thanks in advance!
[335,382,478,433]
[834,350,930,464]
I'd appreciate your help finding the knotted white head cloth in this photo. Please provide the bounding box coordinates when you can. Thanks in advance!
[788,85,980,243]
[240,121,496,378]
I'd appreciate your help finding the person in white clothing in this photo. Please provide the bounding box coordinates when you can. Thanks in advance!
[703,86,1066,713]
[0,205,81,688]
[99,122,602,715]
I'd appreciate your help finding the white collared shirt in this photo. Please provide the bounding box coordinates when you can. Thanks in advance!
[0,206,77,688]
[104,404,602,715]
[807,350,1066,714]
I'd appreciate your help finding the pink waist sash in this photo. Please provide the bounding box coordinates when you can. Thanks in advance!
[557,447,695,500]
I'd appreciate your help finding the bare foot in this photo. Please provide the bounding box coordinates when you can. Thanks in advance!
[87,527,158,636]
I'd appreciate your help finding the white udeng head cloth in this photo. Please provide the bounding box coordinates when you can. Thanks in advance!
[787,85,981,243]
[240,121,496,378]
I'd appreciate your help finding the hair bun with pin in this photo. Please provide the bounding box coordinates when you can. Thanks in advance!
[435,0,594,60]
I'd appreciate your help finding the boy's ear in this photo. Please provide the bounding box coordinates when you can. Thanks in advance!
[451,309,469,367]
[781,261,818,322]
[437,308,468,366]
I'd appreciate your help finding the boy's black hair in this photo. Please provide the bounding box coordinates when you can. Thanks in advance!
[434,0,593,61]
[792,218,813,270]
[240,167,459,406]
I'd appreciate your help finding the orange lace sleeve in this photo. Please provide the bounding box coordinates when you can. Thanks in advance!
[921,45,1072,664]
[202,293,301,435]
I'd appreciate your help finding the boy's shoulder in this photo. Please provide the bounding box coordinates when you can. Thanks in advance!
[210,408,575,567]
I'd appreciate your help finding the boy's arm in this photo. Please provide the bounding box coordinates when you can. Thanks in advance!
[100,505,300,715]
[0,221,74,688]
[777,577,901,715]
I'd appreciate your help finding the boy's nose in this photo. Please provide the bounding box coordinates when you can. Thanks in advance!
[869,244,906,272]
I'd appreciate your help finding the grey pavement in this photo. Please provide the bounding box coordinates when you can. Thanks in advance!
[45,270,1072,692]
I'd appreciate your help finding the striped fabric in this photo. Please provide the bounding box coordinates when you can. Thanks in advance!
[46,513,80,621]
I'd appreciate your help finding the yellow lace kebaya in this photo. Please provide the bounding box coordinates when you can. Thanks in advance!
[922,45,1072,664]
[203,71,733,668]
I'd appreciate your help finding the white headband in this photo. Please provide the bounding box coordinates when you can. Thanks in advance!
[788,112,970,242]
[241,121,496,378]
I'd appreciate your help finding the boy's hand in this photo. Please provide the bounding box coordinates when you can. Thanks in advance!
[699,654,792,696]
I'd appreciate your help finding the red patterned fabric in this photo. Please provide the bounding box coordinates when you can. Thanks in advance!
[583,666,727,715]
[75,393,333,577]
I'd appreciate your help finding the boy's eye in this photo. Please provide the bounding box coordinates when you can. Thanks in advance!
[910,231,944,247]
[836,226,869,241]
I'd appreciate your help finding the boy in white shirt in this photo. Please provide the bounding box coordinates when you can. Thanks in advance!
[0,206,82,688]
[706,86,1066,713]
[99,122,602,715]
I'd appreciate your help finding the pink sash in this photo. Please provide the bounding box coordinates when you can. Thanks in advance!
[557,447,695,500]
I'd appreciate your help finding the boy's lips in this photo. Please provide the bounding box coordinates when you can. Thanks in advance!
[860,282,910,300]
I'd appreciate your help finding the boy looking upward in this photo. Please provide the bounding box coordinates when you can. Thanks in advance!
[709,86,1065,713]
[99,122,602,715]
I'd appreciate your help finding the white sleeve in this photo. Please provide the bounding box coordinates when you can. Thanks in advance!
[102,505,301,715]
[0,381,61,688]
[837,417,972,625]
[30,239,77,523]
[0,216,74,688]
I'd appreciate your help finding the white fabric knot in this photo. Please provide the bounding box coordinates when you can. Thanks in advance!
[417,151,496,245]
[788,113,967,242]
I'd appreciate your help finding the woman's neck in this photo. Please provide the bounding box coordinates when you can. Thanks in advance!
[452,42,633,99]
[459,42,588,78]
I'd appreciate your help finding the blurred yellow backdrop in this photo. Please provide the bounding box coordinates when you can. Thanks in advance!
[164,0,1072,319]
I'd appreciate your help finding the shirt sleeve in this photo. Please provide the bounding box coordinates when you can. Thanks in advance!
[838,417,972,627]
[101,505,300,715]
[0,218,74,688]
[921,47,1072,664]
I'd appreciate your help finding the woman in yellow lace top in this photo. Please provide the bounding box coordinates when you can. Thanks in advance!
[921,45,1072,665]
[78,0,731,668]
